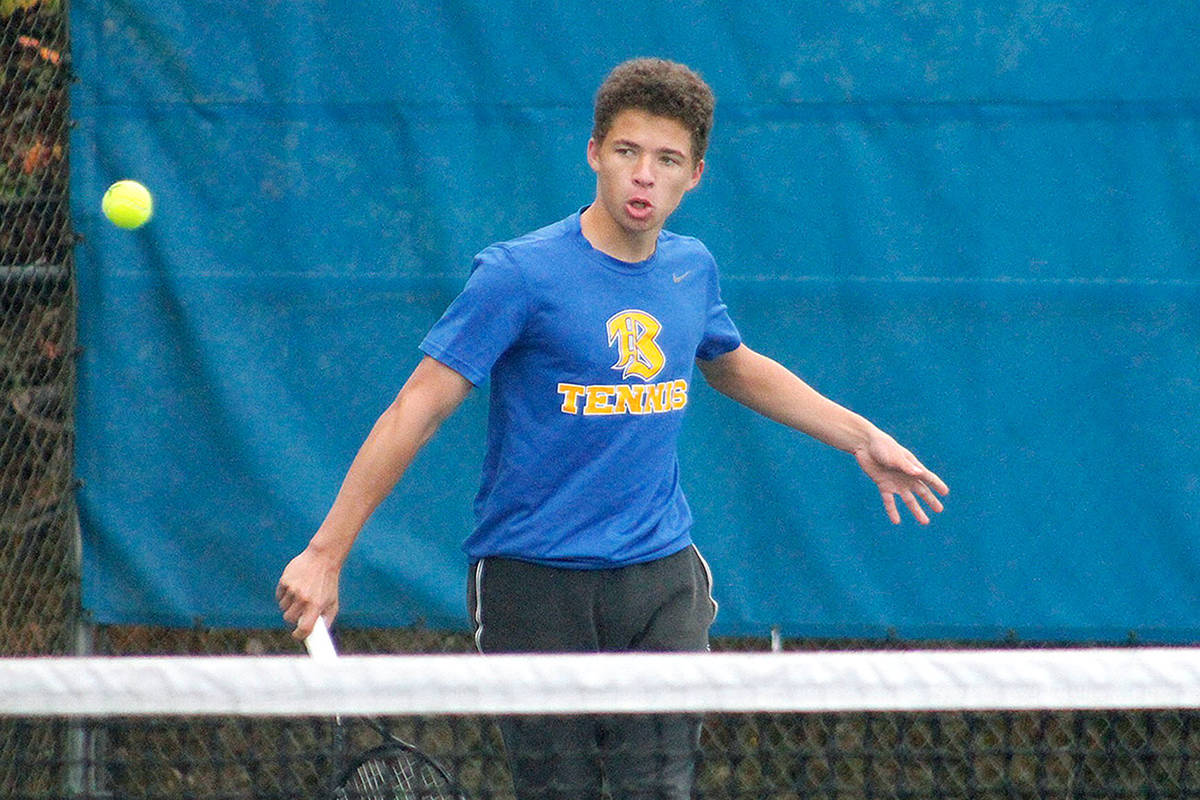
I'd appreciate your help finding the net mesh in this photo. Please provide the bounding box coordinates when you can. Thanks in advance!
[3,647,1197,800]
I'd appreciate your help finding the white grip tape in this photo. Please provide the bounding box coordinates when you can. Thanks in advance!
[303,616,338,661]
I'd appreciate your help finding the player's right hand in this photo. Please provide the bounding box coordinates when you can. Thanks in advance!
[275,547,340,640]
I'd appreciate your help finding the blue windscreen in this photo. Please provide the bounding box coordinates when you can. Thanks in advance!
[72,1,1200,641]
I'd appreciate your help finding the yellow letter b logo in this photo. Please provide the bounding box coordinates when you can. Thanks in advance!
[607,310,666,381]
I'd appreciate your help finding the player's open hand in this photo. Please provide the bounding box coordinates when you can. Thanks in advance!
[853,429,949,525]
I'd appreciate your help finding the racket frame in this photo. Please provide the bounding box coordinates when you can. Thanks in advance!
[305,618,467,800]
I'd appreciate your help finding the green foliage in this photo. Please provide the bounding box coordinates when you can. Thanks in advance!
[0,1,61,19]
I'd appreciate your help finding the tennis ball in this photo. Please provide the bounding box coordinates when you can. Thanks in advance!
[101,180,153,229]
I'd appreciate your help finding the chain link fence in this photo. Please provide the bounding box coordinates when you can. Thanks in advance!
[1,0,77,660]
[1,2,81,797]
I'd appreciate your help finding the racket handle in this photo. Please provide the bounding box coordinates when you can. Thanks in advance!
[304,616,338,661]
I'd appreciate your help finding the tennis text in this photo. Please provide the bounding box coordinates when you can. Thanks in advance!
[557,380,688,416]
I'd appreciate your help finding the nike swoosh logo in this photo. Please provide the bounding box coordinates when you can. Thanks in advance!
[673,271,692,283]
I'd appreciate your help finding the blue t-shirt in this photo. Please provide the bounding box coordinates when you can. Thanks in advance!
[420,210,741,568]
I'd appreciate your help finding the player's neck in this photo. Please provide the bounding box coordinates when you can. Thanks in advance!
[580,203,659,263]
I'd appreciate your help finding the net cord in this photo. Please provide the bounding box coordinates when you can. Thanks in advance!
[2,648,1198,717]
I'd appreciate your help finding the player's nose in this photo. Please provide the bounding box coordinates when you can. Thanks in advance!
[632,155,654,186]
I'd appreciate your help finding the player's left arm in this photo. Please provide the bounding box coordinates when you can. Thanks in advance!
[697,344,949,524]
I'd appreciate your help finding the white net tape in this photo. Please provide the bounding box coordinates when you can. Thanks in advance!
[3,647,1199,717]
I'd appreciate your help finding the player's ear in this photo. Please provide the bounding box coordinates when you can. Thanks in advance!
[586,137,601,171]
[687,158,705,190]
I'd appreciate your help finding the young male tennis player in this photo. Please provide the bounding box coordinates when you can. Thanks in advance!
[278,58,949,800]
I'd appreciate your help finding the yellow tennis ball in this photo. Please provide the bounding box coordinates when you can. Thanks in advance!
[101,180,153,229]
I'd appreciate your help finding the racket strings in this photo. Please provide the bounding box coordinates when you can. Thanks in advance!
[341,749,460,800]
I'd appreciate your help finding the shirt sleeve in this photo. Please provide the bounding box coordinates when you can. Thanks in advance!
[419,245,529,386]
[695,255,742,361]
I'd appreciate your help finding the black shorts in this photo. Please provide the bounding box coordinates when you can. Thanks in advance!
[465,545,718,800]
[467,544,718,654]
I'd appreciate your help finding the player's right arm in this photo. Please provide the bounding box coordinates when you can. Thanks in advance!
[276,355,473,639]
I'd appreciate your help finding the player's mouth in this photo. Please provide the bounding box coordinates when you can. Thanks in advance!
[626,197,654,221]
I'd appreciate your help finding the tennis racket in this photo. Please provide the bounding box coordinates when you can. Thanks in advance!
[305,617,467,800]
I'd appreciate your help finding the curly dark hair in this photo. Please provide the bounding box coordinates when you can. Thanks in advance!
[592,58,715,164]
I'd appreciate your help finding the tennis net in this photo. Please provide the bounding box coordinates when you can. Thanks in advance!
[2,646,1198,799]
